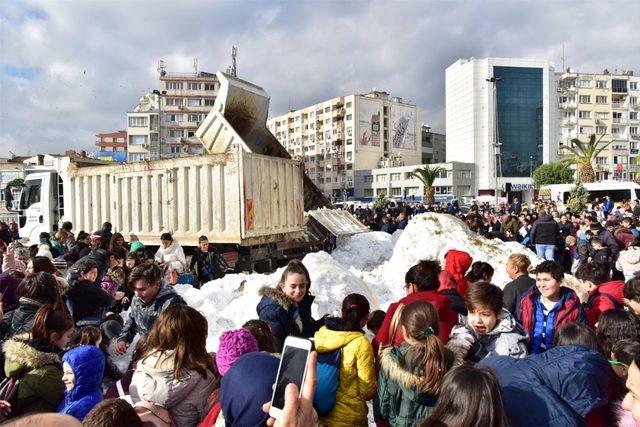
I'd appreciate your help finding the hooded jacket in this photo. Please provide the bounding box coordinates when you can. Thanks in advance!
[584,280,625,328]
[66,249,110,286]
[517,286,586,354]
[375,343,458,427]
[530,214,559,245]
[443,249,473,296]
[130,350,217,427]
[479,345,610,427]
[373,290,457,354]
[57,345,105,421]
[3,334,65,416]
[313,319,377,427]
[117,285,185,344]
[449,308,528,362]
[437,271,466,316]
[256,286,303,352]
[616,246,640,281]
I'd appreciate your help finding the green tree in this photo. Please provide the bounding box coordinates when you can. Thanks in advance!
[565,182,590,214]
[532,162,574,188]
[560,134,610,183]
[410,165,445,205]
[374,190,388,211]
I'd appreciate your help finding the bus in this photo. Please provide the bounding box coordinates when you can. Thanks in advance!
[539,181,640,206]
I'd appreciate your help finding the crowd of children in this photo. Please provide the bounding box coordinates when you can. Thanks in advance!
[0,216,640,426]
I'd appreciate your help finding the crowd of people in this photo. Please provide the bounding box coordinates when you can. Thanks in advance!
[0,195,639,426]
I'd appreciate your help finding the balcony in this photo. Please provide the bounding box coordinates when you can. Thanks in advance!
[562,118,577,127]
[613,102,626,109]
[561,72,577,81]
[632,134,640,141]
[561,86,577,94]
[560,101,577,110]
[631,103,640,110]
[613,118,629,125]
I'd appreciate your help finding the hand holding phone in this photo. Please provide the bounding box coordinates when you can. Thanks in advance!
[268,337,313,420]
[263,350,318,427]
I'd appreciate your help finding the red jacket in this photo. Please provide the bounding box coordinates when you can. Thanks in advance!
[444,249,473,296]
[372,290,457,354]
[518,286,586,345]
[585,280,625,328]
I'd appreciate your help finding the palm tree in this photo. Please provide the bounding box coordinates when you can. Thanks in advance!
[560,134,610,183]
[410,165,445,204]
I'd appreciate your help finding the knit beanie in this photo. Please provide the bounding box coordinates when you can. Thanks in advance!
[130,240,145,253]
[215,329,259,376]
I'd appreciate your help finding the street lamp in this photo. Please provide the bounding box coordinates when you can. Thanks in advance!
[486,76,502,204]
[529,156,534,177]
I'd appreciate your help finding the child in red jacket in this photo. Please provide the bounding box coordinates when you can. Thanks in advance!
[575,263,625,328]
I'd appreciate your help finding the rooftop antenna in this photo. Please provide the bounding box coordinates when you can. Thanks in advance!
[231,46,238,77]
[561,43,565,71]
[156,60,166,76]
[193,58,198,74]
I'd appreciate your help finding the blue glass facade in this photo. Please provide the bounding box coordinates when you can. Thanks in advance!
[494,66,543,177]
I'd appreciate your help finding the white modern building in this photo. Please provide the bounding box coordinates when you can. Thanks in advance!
[126,93,160,162]
[267,91,422,201]
[358,162,474,202]
[446,58,557,201]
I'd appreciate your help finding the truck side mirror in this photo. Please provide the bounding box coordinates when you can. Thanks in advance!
[4,185,23,213]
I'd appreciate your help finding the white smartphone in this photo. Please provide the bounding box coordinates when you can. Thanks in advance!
[269,336,312,419]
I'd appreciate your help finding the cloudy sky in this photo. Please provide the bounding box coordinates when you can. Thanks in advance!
[1,0,639,155]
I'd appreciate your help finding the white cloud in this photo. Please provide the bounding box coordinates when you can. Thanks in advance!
[0,1,639,155]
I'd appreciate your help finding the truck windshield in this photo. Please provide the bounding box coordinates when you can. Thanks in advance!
[20,179,42,210]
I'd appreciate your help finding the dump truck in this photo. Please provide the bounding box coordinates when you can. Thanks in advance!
[8,71,367,270]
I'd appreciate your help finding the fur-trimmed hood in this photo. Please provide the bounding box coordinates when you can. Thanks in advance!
[379,344,457,397]
[3,334,61,377]
[258,285,296,310]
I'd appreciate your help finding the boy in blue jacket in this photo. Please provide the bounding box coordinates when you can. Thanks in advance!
[58,345,105,421]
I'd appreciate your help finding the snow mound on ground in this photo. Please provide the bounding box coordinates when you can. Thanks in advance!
[173,212,554,351]
[332,231,394,272]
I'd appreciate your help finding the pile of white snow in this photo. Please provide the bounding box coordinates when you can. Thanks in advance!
[173,212,549,352]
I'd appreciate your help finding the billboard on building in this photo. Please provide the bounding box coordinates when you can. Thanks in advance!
[390,105,417,150]
[358,99,381,147]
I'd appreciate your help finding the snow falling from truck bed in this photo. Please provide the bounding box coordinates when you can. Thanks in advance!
[176,212,551,352]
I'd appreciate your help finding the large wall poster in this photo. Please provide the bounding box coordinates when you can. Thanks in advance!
[359,99,381,147]
[390,105,417,150]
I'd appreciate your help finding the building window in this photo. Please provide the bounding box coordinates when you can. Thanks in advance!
[346,102,352,109]
[579,126,593,134]
[579,95,591,103]
[128,117,147,127]
[364,175,373,183]
[165,98,182,106]
[596,112,609,120]
[166,82,183,90]
[129,135,148,145]
[324,107,330,113]
[631,82,638,90]
[631,112,638,120]
[169,130,183,138]
[596,80,608,89]
[390,188,402,196]
[188,114,203,122]
[578,80,591,88]
[204,98,215,106]
[596,126,607,134]
[187,99,202,107]
[579,111,591,119]
[170,146,180,154]
[376,175,387,183]
[188,82,201,90]
[346,114,352,120]
[631,97,638,105]
[129,153,149,162]
[612,127,621,135]
[346,138,352,145]
[631,127,638,135]
[204,83,215,91]
[596,96,608,104]
[596,157,608,165]
[364,189,374,197]
[612,79,628,93]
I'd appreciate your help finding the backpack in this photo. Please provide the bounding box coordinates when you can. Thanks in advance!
[586,292,623,311]
[312,349,342,417]
[134,401,175,427]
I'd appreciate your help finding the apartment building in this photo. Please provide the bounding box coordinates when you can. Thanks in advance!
[267,91,422,201]
[422,125,446,164]
[362,162,474,202]
[126,93,159,162]
[158,71,220,158]
[93,130,127,162]
[557,69,640,180]
[125,70,220,161]
[446,58,557,201]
